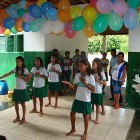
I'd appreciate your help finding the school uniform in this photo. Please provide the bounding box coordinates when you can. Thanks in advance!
[12,68,30,103]
[71,73,95,115]
[91,71,106,105]
[31,67,48,98]
[47,63,62,92]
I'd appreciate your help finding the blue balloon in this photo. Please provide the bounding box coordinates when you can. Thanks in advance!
[22,22,30,32]
[6,6,19,18]
[111,0,116,3]
[46,8,58,21]
[18,0,27,9]
[124,8,138,30]
[3,17,16,29]
[41,2,53,18]
[28,4,42,18]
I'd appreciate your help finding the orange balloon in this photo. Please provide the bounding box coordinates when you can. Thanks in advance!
[26,2,34,10]
[0,23,6,34]
[83,23,95,37]
[0,9,8,23]
[15,27,23,32]
[58,0,70,10]
[58,10,71,23]
[15,18,23,32]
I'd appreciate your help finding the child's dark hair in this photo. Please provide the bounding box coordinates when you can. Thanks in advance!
[79,58,91,76]
[75,49,79,52]
[51,54,58,63]
[65,51,70,55]
[111,48,116,53]
[34,57,44,67]
[0,135,6,140]
[15,56,25,76]
[118,52,124,57]
[92,58,103,79]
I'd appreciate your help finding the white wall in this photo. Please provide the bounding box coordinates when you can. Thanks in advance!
[129,24,140,52]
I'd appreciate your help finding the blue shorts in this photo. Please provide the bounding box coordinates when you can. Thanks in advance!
[112,80,122,94]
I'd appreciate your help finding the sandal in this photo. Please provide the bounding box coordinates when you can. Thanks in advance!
[30,109,39,113]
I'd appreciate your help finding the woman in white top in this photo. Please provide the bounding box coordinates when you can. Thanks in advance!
[29,57,48,116]
[0,56,30,124]
[45,54,62,108]
[112,52,127,109]
[91,58,106,124]
[62,59,95,140]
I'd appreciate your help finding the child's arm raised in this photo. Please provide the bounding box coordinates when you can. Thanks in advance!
[61,81,77,92]
[0,70,14,79]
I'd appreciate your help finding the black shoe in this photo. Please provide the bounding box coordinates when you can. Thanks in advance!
[108,97,114,100]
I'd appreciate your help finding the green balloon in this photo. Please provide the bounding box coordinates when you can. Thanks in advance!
[17,8,27,17]
[72,16,85,31]
[127,0,140,9]
[10,27,17,34]
[92,14,109,34]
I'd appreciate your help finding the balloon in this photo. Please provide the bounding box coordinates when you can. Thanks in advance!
[18,0,27,9]
[0,9,8,23]
[58,0,70,10]
[3,29,11,36]
[111,0,116,3]
[138,10,140,21]
[26,2,34,10]
[41,2,53,17]
[96,0,112,14]
[64,21,76,38]
[83,5,97,23]
[58,10,71,23]
[72,16,85,31]
[37,0,46,7]
[22,22,30,32]
[3,17,16,29]
[46,8,58,21]
[23,13,34,23]
[17,8,27,17]
[92,14,109,33]
[90,0,98,12]
[51,20,64,34]
[83,23,95,37]
[124,8,139,30]
[127,0,140,9]
[40,20,53,34]
[109,12,123,31]
[6,5,19,18]
[15,18,23,32]
[70,6,82,19]
[28,4,42,18]
[0,23,6,34]
[10,27,17,34]
[113,0,128,16]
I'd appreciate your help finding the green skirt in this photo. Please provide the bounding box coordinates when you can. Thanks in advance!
[12,89,30,103]
[91,93,104,105]
[71,99,92,115]
[32,86,48,98]
[48,82,62,92]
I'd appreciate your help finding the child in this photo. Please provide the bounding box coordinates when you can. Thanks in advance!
[62,58,95,140]
[45,54,62,108]
[91,58,106,124]
[0,56,30,124]
[29,57,48,116]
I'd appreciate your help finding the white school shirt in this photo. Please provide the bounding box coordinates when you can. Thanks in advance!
[13,68,29,90]
[73,55,81,67]
[47,63,62,82]
[63,58,72,71]
[110,56,118,75]
[93,71,106,94]
[112,62,125,81]
[31,67,48,88]
[74,73,95,102]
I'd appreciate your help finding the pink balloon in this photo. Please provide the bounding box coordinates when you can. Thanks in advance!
[113,0,128,16]
[96,0,112,14]
[64,21,76,38]
[23,13,34,23]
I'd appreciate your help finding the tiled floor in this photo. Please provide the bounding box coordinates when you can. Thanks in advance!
[0,98,135,140]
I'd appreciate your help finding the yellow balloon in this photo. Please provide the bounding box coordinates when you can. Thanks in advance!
[3,29,11,36]
[83,5,97,23]
[83,23,95,37]
[37,0,47,7]
[70,6,82,19]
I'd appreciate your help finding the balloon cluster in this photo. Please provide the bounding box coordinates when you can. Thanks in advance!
[0,0,140,37]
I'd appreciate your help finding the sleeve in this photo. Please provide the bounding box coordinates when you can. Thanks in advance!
[12,68,16,73]
[73,73,79,85]
[57,64,62,72]
[89,74,95,87]
[30,67,35,74]
[101,71,106,81]
[47,64,50,72]
[24,68,29,75]
[43,68,48,76]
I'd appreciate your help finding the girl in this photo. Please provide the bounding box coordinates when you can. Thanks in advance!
[91,58,106,124]
[0,56,30,124]
[62,59,95,140]
[29,57,48,117]
[45,54,62,108]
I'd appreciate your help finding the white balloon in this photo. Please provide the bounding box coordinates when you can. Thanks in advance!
[51,20,64,34]
[41,20,53,34]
